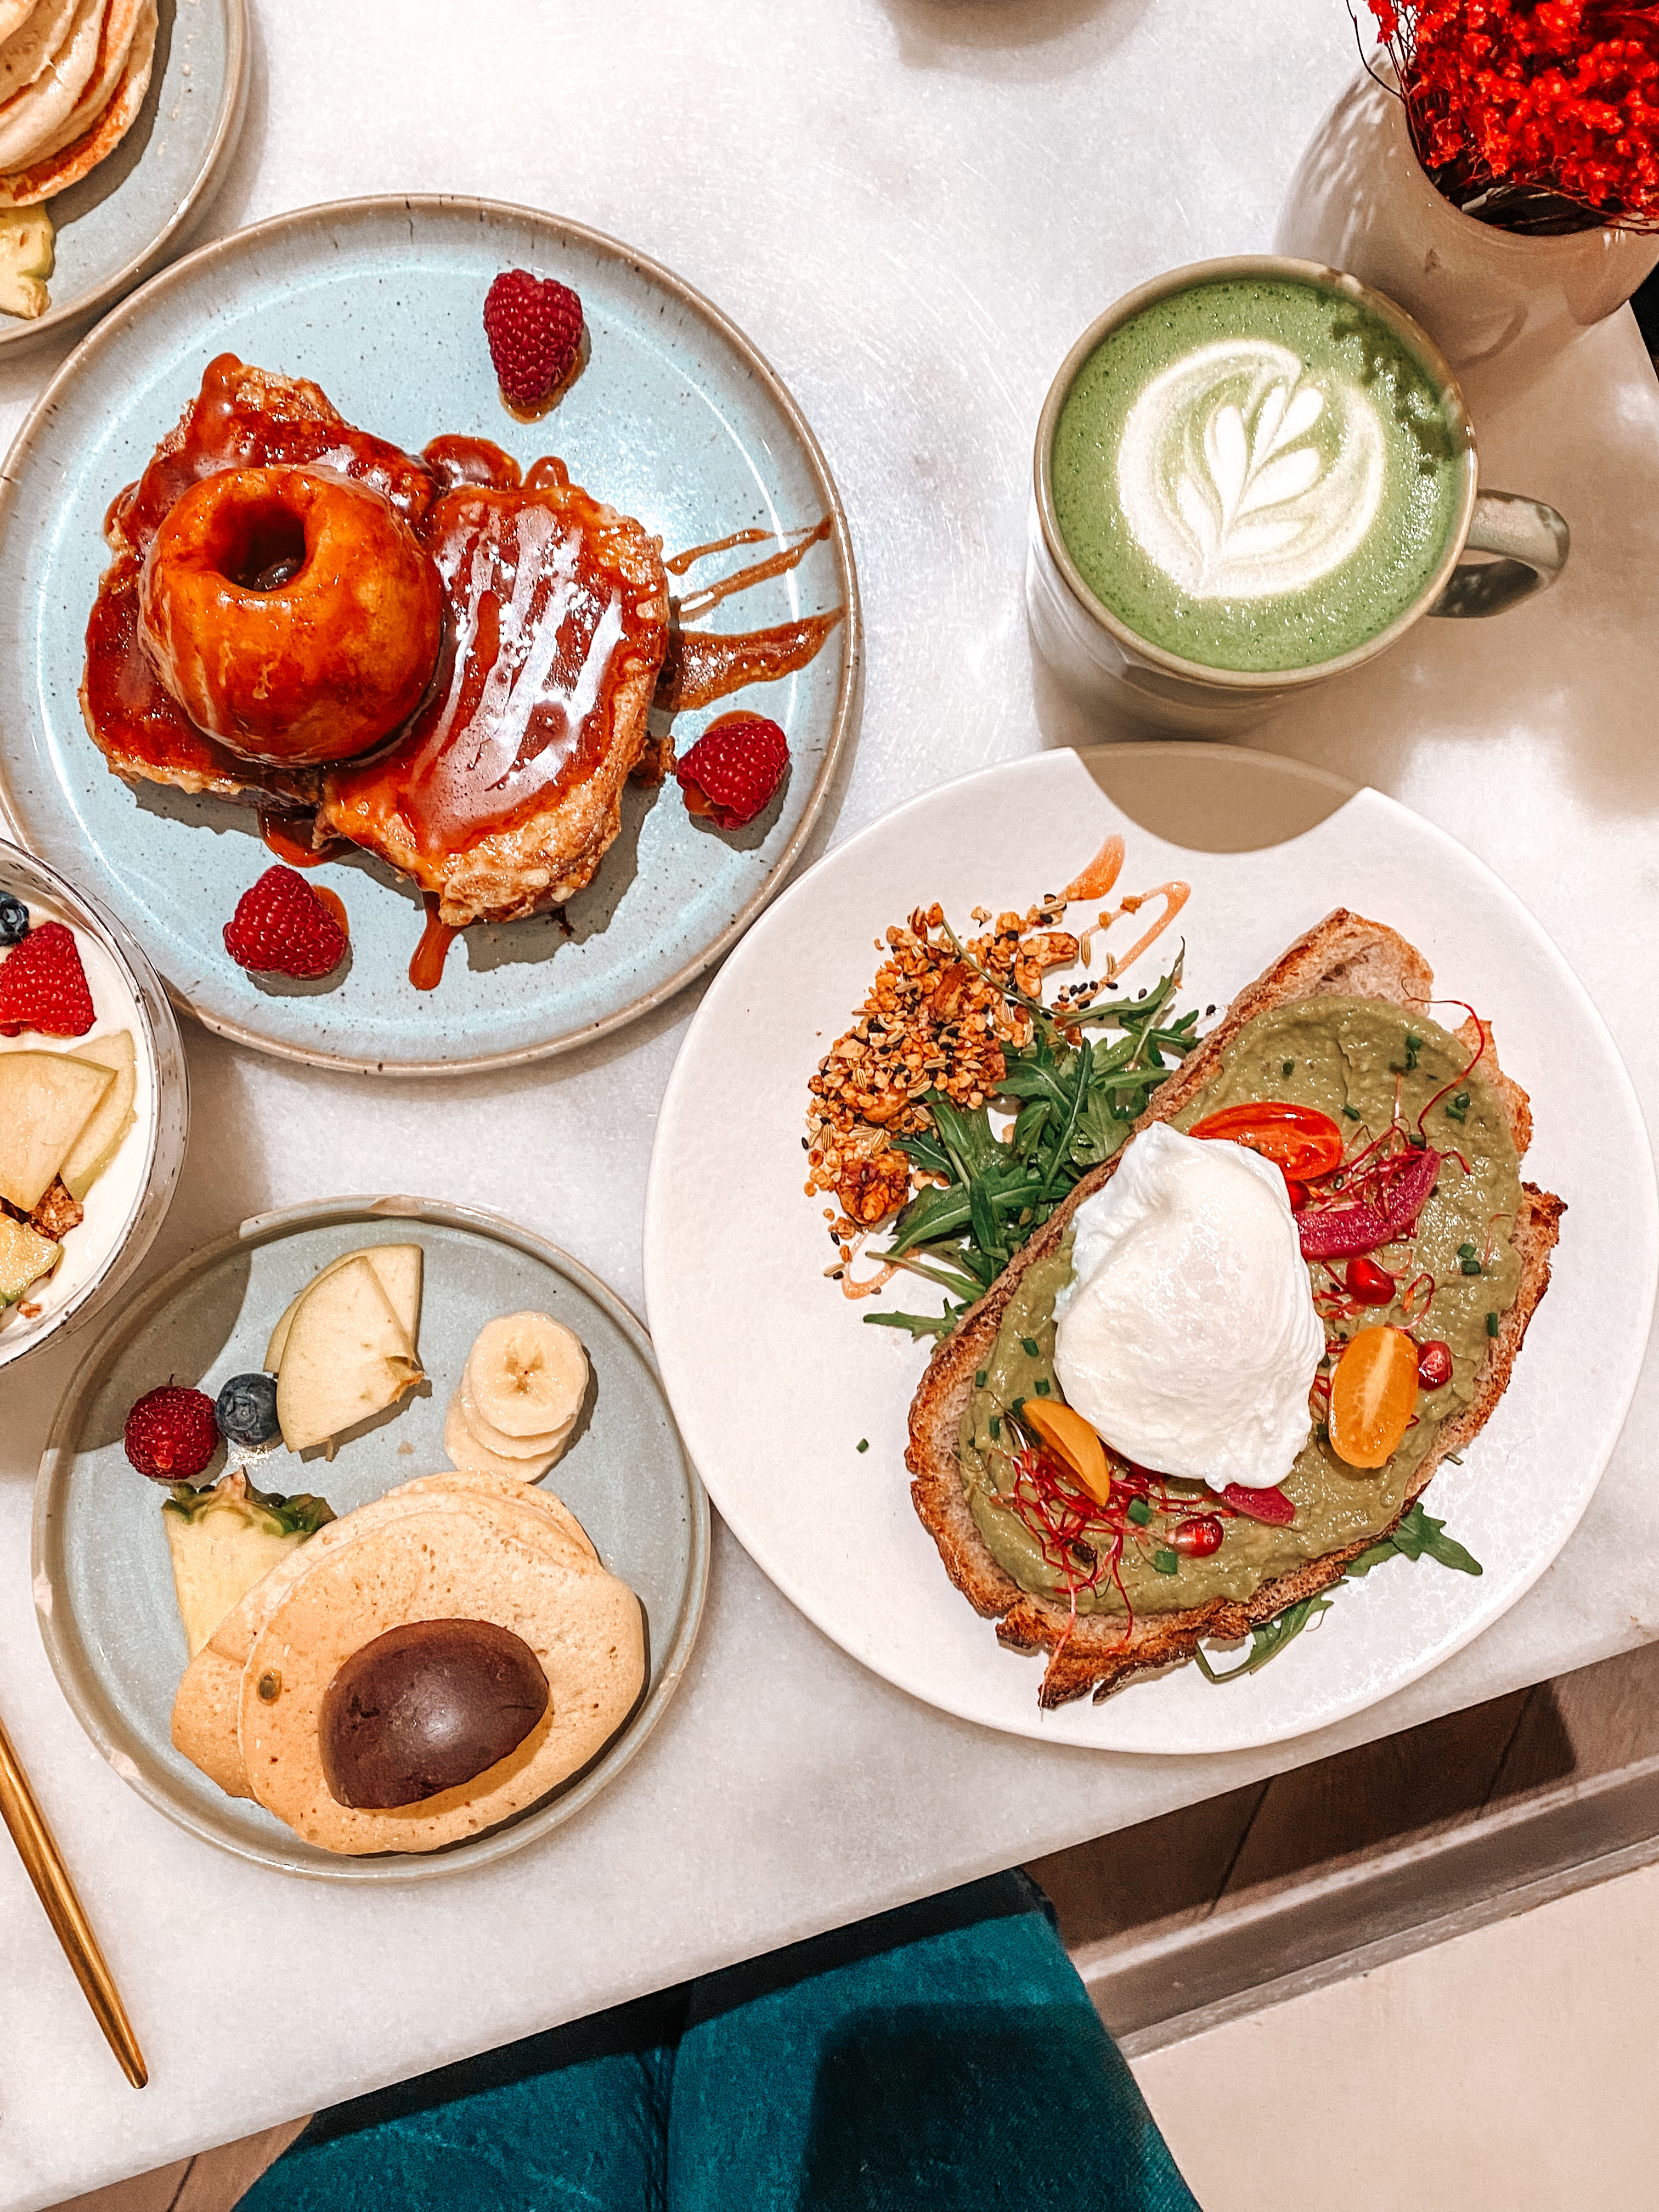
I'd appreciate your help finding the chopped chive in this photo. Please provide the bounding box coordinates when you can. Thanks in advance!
[989,1415,1001,1441]
[1282,1059,1295,1077]
[1446,1090,1470,1123]
[856,1438,869,1453]
[1458,1242,1477,1259]
[1152,1548,1180,1575]
[1341,1104,1361,1121]
[1035,1377,1051,1396]
[1011,1397,1026,1417]
[1126,1497,1153,1527]
[1020,1338,1040,1357]
[1486,1311,1500,1337]
[974,1370,987,1389]
[1460,1257,1482,1277]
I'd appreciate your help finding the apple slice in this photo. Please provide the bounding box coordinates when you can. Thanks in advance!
[0,1214,59,1305]
[60,1032,138,1200]
[0,1052,113,1212]
[264,1242,423,1373]
[275,1255,424,1452]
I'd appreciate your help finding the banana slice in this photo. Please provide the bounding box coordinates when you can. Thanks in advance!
[465,1311,588,1438]
[458,1372,571,1461]
[443,1391,559,1483]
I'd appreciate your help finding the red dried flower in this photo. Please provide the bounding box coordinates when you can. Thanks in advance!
[1364,0,1659,230]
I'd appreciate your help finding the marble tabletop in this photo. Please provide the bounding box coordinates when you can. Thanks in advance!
[2,1,1657,2204]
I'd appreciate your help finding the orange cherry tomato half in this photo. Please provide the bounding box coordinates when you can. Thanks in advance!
[1189,1101,1345,1182]
[1023,1400,1111,1507]
[1328,1327,1420,1469]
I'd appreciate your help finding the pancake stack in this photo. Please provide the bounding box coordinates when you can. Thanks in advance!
[171,1469,647,1855]
[0,0,156,207]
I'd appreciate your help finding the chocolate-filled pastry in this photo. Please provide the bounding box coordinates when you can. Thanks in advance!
[319,1617,550,1809]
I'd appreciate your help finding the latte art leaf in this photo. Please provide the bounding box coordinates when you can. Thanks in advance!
[1116,339,1386,605]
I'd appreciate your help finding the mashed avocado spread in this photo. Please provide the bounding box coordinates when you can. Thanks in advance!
[956,998,1523,1615]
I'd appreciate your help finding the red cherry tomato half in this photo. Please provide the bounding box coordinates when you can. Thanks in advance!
[1171,1513,1224,1558]
[1189,1102,1345,1182]
[1345,1256,1396,1306]
[1417,1339,1453,1391]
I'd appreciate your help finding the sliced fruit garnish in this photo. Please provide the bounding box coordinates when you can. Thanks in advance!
[1189,1101,1345,1182]
[1329,1326,1420,1469]
[0,1050,114,1211]
[1022,1399,1111,1506]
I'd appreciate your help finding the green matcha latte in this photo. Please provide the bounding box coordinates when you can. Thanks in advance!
[1049,275,1466,674]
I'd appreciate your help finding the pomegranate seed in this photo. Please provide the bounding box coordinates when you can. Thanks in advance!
[1171,1513,1224,1558]
[1417,1339,1453,1390]
[1346,1255,1396,1306]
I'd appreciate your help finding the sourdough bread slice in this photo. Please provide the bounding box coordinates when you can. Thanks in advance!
[905,909,1564,1708]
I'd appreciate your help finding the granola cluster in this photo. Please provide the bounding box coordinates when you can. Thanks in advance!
[805,899,1081,1231]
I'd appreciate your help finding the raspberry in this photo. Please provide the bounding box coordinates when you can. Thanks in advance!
[125,1385,219,1483]
[223,866,348,980]
[483,269,584,407]
[0,919,94,1036]
[675,717,791,830]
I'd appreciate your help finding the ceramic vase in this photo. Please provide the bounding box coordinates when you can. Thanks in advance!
[1275,60,1659,383]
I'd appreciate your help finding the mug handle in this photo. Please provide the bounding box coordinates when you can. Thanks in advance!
[1429,490,1570,619]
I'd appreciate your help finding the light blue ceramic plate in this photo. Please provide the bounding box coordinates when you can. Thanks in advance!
[0,196,861,1071]
[34,1197,710,1880]
[0,0,247,356]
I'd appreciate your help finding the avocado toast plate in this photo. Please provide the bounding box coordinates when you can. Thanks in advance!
[642,745,1656,1753]
[33,1198,709,1878]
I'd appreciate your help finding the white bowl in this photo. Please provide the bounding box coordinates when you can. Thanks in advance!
[0,840,187,1370]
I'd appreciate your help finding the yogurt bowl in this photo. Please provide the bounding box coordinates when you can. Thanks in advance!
[0,842,188,1370]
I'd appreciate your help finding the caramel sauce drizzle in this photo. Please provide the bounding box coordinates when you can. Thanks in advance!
[674,519,832,619]
[409,895,459,991]
[656,610,844,715]
[665,527,774,577]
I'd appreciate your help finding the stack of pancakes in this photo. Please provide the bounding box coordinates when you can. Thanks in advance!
[171,1469,647,1856]
[0,0,156,206]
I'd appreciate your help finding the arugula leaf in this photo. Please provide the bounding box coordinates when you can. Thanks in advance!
[1195,1502,1483,1686]
[1345,1502,1482,1579]
[1193,1594,1333,1682]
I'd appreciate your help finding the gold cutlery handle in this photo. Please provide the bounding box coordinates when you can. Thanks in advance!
[0,1715,147,2088]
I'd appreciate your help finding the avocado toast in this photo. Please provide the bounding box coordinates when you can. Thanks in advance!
[905,910,1565,1708]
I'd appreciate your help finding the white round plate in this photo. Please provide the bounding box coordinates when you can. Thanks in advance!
[642,744,1656,1753]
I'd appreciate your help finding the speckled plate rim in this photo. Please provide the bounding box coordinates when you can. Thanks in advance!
[0,192,864,1076]
[0,0,249,357]
[32,1195,711,1881]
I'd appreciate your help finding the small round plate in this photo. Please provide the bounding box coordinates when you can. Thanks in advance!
[0,195,861,1072]
[33,1197,709,1878]
[643,744,1656,1754]
[0,0,247,356]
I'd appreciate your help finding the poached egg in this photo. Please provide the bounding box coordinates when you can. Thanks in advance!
[1052,1122,1322,1491]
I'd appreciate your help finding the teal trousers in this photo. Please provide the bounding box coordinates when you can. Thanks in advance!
[242,1871,1199,2211]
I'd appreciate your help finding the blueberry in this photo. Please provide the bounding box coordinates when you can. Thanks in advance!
[0,894,29,947]
[215,1371,280,1447]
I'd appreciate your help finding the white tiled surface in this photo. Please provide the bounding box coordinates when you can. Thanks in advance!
[1134,1859,1659,2211]
[2,1,1658,2205]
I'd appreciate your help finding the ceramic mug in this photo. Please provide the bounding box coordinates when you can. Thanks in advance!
[1026,256,1570,733]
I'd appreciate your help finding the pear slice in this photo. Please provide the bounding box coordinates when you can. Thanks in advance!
[60,1032,138,1200]
[0,1051,114,1211]
[0,1214,59,1305]
[265,1243,423,1373]
[0,206,54,321]
[275,1255,424,1453]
